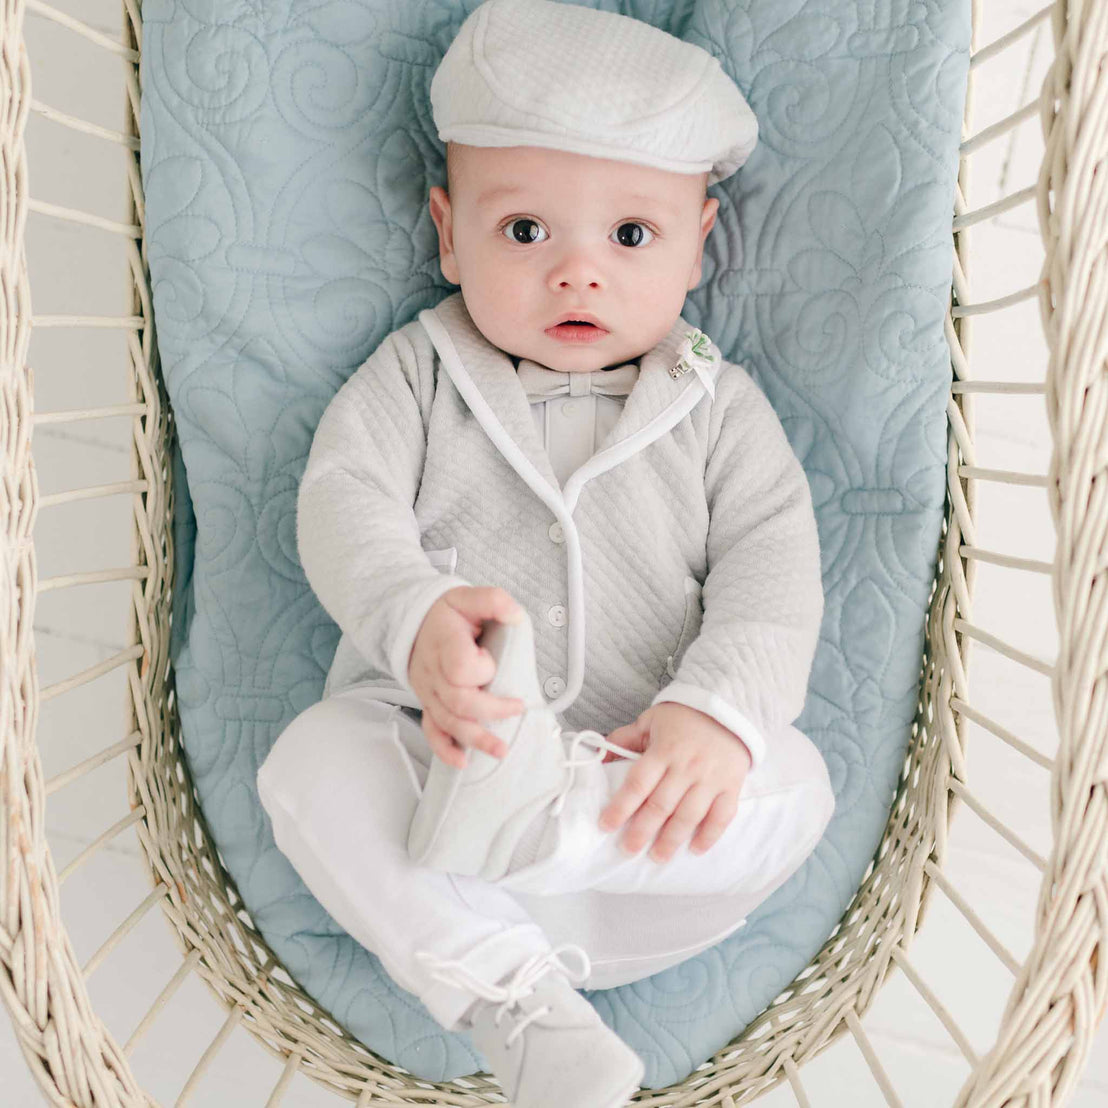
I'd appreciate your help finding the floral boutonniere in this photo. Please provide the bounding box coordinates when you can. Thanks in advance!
[669,328,716,380]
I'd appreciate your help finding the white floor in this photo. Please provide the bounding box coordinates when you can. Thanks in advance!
[6,2,1107,1106]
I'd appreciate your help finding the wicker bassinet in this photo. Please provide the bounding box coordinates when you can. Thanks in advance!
[3,0,1107,1105]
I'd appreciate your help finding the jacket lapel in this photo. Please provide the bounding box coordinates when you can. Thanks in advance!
[422,291,713,492]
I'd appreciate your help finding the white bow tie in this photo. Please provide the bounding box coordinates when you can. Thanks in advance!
[515,359,640,401]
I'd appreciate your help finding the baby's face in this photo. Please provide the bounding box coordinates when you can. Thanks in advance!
[429,144,718,372]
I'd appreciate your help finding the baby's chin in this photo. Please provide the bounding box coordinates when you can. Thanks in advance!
[504,334,658,373]
[513,348,650,373]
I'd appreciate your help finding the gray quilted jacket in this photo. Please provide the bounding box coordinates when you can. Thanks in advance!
[296,291,823,769]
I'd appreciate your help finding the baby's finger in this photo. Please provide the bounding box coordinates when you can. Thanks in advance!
[437,679,525,723]
[618,771,690,856]
[597,754,666,836]
[689,791,739,855]
[600,724,628,762]
[446,586,525,631]
[422,712,468,770]
[608,712,652,760]
[437,633,491,687]
[426,687,509,760]
[601,723,649,762]
[650,784,717,863]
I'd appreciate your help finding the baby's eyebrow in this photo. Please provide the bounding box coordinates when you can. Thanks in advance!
[476,186,526,207]
[476,185,675,215]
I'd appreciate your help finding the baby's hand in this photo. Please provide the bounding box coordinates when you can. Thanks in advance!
[407,586,528,769]
[598,703,752,863]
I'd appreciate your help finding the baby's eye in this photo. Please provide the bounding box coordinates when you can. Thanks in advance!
[612,222,654,248]
[502,217,548,244]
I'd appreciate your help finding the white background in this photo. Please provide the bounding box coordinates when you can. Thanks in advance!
[5,1,1107,1105]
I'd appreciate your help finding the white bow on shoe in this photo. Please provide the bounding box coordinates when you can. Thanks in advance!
[415,942,591,1041]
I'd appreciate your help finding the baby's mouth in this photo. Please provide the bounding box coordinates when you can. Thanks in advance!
[545,319,610,340]
[546,319,608,331]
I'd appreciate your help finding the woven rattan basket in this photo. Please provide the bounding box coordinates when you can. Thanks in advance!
[3,0,1107,1104]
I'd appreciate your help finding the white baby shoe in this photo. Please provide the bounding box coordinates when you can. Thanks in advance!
[406,608,640,880]
[417,944,644,1108]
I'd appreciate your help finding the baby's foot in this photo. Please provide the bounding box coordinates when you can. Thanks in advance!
[425,944,644,1108]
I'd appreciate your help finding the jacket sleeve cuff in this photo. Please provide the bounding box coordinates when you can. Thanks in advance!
[387,574,473,696]
[650,683,767,768]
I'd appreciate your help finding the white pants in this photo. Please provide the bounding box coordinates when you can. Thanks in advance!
[256,685,834,1031]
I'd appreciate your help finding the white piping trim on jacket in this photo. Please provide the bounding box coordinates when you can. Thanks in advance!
[418,308,717,716]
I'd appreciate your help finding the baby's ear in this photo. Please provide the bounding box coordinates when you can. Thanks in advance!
[428,188,461,285]
[702,195,719,233]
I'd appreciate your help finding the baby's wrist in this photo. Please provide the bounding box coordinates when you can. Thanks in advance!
[660,701,752,761]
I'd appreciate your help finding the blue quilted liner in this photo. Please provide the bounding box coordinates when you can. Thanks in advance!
[141,0,969,1089]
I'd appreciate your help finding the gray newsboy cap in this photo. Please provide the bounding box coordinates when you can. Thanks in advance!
[430,0,758,186]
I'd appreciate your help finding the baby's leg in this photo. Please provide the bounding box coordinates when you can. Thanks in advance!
[492,722,835,916]
[256,688,557,1031]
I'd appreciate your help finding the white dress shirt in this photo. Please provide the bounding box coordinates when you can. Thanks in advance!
[513,356,639,487]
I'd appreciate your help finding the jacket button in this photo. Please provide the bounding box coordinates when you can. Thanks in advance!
[548,521,565,543]
[548,604,566,627]
[543,675,566,697]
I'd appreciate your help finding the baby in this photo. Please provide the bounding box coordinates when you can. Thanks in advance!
[257,1,834,1106]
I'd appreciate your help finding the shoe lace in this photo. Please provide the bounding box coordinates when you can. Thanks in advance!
[550,728,642,817]
[415,943,592,1046]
